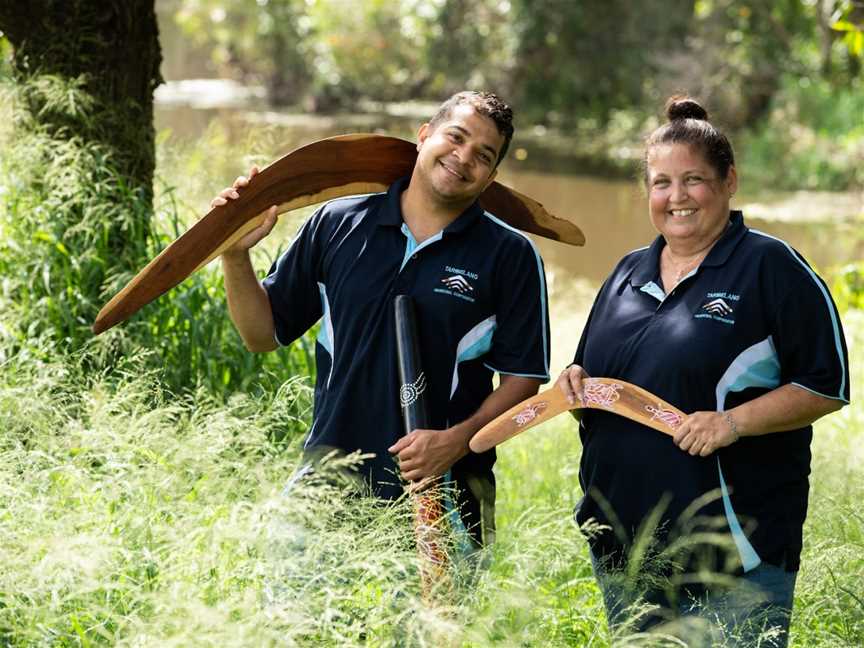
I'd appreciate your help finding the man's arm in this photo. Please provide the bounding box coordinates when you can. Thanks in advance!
[221,250,278,352]
[211,167,279,352]
[389,374,542,481]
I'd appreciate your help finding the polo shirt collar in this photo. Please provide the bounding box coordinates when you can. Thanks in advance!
[629,210,747,287]
[378,176,484,235]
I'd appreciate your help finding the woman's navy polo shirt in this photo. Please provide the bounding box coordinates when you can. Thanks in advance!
[573,211,849,572]
[263,177,550,503]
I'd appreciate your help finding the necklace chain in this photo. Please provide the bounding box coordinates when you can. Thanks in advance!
[666,250,706,285]
[664,221,731,285]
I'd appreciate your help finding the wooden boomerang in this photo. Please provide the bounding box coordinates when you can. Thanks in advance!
[469,378,687,453]
[92,133,585,335]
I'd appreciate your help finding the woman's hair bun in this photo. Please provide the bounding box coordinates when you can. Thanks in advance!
[665,96,708,122]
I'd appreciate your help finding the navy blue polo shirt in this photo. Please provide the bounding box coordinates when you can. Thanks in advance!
[573,211,849,572]
[262,177,550,505]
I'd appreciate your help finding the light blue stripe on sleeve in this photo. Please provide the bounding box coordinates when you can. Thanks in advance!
[750,229,847,399]
[715,336,780,410]
[451,316,497,398]
[316,282,335,388]
[482,212,550,375]
[483,364,550,380]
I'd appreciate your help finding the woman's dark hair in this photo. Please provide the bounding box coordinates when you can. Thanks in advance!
[644,95,735,181]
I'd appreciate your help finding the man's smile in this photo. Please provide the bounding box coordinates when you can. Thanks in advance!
[438,159,467,181]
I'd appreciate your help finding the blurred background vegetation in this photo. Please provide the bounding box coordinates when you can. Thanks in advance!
[170,0,860,126]
[0,3,862,645]
[167,0,864,188]
[0,1,861,396]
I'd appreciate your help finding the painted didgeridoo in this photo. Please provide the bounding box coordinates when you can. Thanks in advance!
[92,133,585,335]
[469,378,687,453]
[394,295,449,596]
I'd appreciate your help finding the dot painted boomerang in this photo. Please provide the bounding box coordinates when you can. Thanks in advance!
[92,133,585,335]
[469,378,687,453]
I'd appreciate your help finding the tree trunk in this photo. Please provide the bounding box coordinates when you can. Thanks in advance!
[0,0,162,200]
[0,1,163,349]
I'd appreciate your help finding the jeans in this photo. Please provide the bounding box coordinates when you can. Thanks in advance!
[591,550,798,647]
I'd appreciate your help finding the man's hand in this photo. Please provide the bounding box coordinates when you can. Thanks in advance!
[210,166,279,255]
[388,427,468,482]
[389,374,540,483]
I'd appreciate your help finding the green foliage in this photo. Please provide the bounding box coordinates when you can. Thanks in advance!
[0,75,316,396]
[0,2,162,196]
[737,75,864,191]
[170,1,862,132]
[174,0,511,110]
[1,312,862,646]
[175,0,312,105]
[832,0,864,57]
[832,261,864,312]
[508,0,692,126]
[0,75,153,353]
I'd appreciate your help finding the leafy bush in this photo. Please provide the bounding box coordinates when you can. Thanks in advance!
[0,75,316,397]
[738,76,864,192]
[833,261,864,312]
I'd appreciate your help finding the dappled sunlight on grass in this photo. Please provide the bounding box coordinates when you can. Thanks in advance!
[0,311,861,645]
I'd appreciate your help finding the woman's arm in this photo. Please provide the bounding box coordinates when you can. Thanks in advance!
[673,383,845,457]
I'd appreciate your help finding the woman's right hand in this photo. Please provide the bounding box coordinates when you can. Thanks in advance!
[211,166,279,256]
[556,364,589,407]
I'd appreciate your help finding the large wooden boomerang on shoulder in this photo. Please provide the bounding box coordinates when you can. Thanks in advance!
[92,134,585,334]
[469,378,687,453]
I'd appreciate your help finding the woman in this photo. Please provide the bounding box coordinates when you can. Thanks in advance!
[558,96,849,645]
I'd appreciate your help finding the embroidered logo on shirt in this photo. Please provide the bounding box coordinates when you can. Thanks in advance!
[441,275,473,293]
[434,265,478,303]
[702,298,733,316]
[694,291,739,325]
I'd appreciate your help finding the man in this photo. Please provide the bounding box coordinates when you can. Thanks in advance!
[212,91,549,548]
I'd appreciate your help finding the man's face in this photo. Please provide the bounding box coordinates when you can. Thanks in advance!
[414,104,505,205]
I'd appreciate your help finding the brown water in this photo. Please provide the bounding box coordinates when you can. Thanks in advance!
[155,102,864,373]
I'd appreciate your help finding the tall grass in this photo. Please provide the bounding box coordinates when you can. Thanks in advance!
[1,311,859,647]
[0,76,315,397]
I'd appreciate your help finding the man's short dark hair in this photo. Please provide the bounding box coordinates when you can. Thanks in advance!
[428,91,514,167]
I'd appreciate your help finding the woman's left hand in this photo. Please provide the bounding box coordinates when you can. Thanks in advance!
[673,411,738,457]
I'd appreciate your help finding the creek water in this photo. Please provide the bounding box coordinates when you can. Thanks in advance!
[155,101,863,374]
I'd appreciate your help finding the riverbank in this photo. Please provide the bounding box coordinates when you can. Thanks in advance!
[155,75,864,203]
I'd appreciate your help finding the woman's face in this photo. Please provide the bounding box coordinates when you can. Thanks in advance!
[646,143,737,250]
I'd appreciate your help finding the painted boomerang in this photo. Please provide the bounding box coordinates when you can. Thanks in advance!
[469,378,687,453]
[92,133,585,335]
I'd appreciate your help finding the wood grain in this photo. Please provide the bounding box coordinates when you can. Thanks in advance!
[92,134,585,335]
[469,378,687,453]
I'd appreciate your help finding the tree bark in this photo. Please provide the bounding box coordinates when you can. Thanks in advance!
[0,1,163,349]
[0,0,163,200]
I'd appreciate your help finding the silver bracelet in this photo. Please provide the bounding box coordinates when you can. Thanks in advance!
[722,411,739,442]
